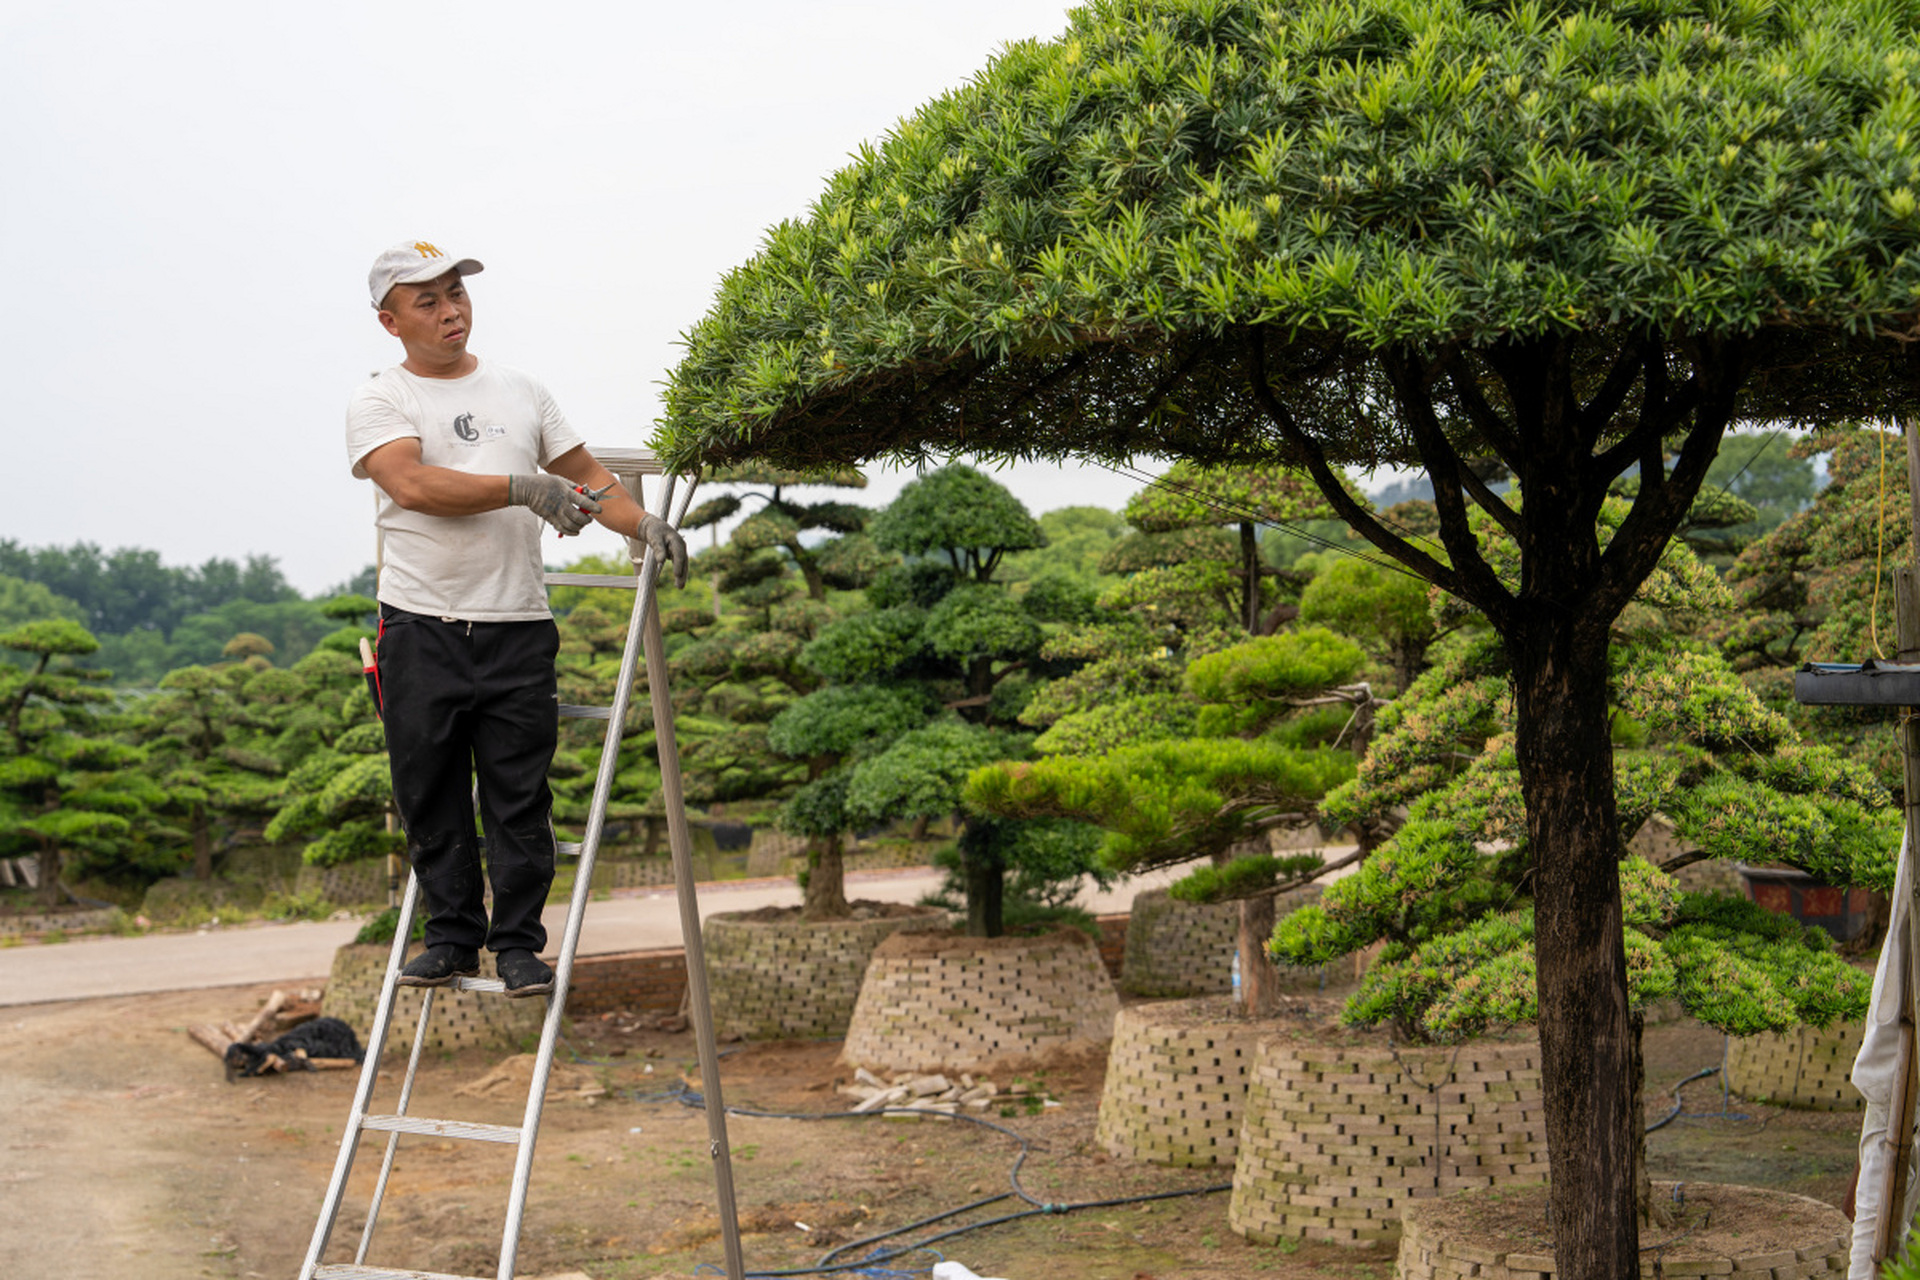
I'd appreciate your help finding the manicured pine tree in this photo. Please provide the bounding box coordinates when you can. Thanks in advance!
[261,639,400,872]
[1123,460,1342,634]
[0,620,154,906]
[1021,461,1357,756]
[137,640,288,882]
[970,625,1365,1014]
[767,464,1100,930]
[1271,507,1893,1218]
[651,4,1920,1265]
[665,466,884,817]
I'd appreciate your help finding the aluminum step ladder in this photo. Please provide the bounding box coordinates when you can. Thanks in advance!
[299,452,748,1280]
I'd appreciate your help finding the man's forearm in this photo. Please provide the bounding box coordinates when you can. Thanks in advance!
[378,465,511,516]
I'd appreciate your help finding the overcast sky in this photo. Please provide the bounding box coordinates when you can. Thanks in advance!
[0,0,1164,596]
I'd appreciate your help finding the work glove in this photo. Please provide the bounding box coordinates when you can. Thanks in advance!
[633,512,690,589]
[506,473,601,536]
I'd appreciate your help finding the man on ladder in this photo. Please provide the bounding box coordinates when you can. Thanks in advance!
[346,239,688,996]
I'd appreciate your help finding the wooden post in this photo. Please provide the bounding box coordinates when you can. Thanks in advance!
[1880,569,1920,1259]
[1876,421,1920,1262]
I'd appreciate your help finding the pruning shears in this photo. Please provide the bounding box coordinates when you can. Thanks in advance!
[558,480,620,538]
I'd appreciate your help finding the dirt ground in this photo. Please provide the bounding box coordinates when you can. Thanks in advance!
[0,986,1862,1280]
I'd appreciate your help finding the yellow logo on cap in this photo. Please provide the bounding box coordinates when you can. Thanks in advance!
[413,242,444,258]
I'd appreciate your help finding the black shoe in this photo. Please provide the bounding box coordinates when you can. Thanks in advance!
[397,944,479,988]
[497,949,554,999]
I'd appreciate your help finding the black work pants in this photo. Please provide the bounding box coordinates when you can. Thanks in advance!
[376,606,559,955]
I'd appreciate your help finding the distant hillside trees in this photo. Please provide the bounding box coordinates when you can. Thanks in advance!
[0,541,351,685]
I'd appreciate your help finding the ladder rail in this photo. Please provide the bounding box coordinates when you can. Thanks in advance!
[638,475,748,1280]
[356,986,440,1264]
[300,873,426,1279]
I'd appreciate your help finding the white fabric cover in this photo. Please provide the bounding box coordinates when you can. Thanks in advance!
[1851,827,1914,1278]
[932,1264,1010,1280]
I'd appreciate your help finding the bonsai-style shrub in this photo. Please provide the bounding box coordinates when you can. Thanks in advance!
[0,620,154,905]
[767,464,1103,929]
[971,625,1364,1013]
[1273,513,1893,1218]
[262,650,401,871]
[1019,461,1346,757]
[137,657,287,882]
[666,464,885,824]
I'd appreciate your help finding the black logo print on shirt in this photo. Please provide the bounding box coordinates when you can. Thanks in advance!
[453,412,478,442]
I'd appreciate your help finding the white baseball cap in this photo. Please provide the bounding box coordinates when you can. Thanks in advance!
[368,240,484,309]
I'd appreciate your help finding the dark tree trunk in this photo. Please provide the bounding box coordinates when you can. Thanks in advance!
[909,813,931,841]
[1237,893,1279,1016]
[790,544,827,602]
[1512,611,1638,1279]
[1238,520,1260,633]
[35,837,59,908]
[192,803,213,882]
[802,834,850,920]
[966,656,994,715]
[960,819,1004,937]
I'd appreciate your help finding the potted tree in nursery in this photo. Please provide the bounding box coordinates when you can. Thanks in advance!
[704,465,1120,1044]
[968,625,1366,1167]
[1252,515,1890,1249]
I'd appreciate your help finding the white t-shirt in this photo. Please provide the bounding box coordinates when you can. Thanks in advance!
[345,361,585,621]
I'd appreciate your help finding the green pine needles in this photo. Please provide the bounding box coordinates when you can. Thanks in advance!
[659,0,1920,472]
[1272,552,1894,1044]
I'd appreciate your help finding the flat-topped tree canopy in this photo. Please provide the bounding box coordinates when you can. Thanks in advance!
[659,0,1920,481]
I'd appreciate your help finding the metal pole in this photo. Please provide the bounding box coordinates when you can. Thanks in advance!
[640,479,747,1280]
[1874,421,1920,1262]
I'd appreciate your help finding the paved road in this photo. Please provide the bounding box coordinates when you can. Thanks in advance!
[0,864,1199,1007]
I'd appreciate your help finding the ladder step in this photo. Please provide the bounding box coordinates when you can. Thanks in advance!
[557,703,613,720]
[543,571,638,589]
[314,1265,493,1280]
[361,1115,521,1144]
[450,975,506,994]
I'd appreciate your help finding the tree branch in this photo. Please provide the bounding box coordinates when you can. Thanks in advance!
[1653,847,1719,875]
[1244,847,1367,900]
[1440,352,1526,472]
[1459,460,1525,540]
[1579,341,1651,442]
[1592,337,1745,619]
[1378,345,1519,625]
[1243,328,1472,600]
[1588,342,1694,485]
